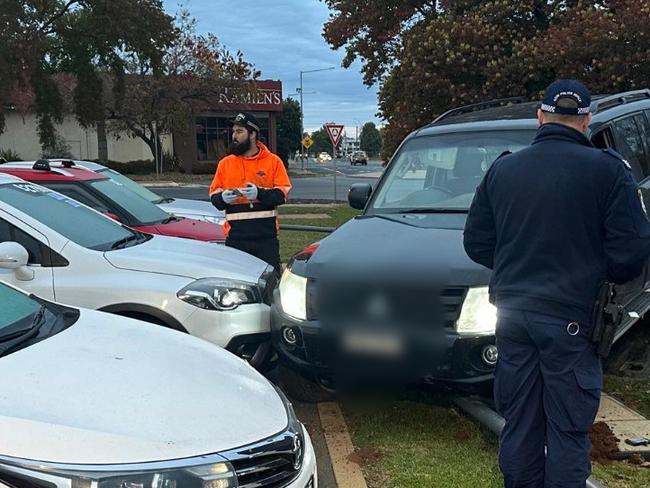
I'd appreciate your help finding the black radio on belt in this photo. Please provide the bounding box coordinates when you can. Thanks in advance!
[590,282,623,358]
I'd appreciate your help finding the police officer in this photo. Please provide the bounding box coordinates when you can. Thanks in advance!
[209,112,291,275]
[464,80,650,488]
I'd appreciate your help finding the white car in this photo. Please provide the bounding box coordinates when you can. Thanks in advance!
[0,173,273,367]
[0,159,225,224]
[0,281,317,488]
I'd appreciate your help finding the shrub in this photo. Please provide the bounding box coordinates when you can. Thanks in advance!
[0,148,22,161]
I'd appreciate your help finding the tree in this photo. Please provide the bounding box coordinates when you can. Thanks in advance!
[104,9,258,171]
[0,0,176,149]
[323,1,650,159]
[276,98,302,167]
[360,122,382,157]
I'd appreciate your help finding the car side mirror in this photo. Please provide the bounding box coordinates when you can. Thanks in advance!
[348,183,372,210]
[0,241,34,281]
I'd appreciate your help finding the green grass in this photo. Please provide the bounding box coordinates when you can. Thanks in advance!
[593,462,650,488]
[278,204,359,263]
[604,375,650,419]
[343,399,503,488]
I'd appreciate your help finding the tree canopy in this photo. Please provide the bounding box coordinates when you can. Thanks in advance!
[0,0,176,148]
[323,0,650,158]
[276,98,302,167]
[360,122,382,157]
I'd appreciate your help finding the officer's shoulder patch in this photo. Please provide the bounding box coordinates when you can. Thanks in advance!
[602,148,632,171]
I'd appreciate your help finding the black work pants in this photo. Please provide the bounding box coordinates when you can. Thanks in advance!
[494,308,602,488]
[226,236,281,277]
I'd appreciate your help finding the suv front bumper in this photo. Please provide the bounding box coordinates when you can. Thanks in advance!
[271,291,496,385]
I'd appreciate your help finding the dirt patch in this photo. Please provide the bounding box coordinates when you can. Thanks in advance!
[348,447,383,466]
[590,421,620,463]
[452,430,472,442]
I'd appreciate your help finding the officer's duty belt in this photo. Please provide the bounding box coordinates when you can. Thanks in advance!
[226,209,278,221]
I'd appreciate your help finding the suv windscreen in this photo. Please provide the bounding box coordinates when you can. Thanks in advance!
[0,182,137,250]
[87,178,170,225]
[97,168,164,204]
[369,130,536,212]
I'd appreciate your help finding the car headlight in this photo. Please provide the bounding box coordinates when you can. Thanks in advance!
[178,278,260,311]
[456,287,497,335]
[279,268,307,321]
[0,458,238,488]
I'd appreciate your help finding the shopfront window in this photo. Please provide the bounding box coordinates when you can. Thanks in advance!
[196,115,270,161]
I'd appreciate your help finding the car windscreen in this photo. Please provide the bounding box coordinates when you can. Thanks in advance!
[97,168,162,204]
[88,178,169,225]
[0,283,40,333]
[369,130,536,212]
[0,182,135,250]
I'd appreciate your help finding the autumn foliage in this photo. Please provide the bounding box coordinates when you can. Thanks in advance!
[323,0,650,159]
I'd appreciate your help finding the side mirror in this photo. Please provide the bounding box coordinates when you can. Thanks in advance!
[0,241,34,281]
[348,183,372,210]
[103,211,121,222]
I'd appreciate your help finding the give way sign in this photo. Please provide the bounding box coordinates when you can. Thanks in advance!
[325,124,345,146]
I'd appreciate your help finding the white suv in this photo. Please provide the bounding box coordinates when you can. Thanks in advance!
[0,282,317,487]
[0,174,274,367]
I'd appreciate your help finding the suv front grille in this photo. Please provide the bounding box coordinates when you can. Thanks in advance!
[441,287,467,328]
[223,429,303,488]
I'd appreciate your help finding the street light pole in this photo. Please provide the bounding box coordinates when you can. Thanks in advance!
[298,66,335,170]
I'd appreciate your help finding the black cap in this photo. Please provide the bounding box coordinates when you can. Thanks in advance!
[540,80,591,116]
[231,112,261,133]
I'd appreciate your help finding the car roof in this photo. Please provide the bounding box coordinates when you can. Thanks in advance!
[410,91,650,138]
[0,159,107,171]
[0,164,107,182]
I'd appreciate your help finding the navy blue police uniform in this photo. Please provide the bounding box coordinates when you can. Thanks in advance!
[463,80,650,488]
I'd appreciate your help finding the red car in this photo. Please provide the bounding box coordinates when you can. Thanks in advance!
[0,160,225,242]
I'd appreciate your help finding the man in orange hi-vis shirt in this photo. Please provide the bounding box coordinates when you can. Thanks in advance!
[209,112,292,276]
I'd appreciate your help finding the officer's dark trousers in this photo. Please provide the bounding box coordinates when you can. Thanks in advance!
[226,237,281,276]
[494,308,602,488]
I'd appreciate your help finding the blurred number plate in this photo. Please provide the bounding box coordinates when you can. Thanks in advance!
[342,329,404,357]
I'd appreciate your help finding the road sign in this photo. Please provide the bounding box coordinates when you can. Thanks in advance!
[325,124,345,147]
[302,135,313,149]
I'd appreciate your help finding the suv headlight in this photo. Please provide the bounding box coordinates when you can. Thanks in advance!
[279,268,307,321]
[456,287,497,335]
[178,278,260,311]
[0,458,238,488]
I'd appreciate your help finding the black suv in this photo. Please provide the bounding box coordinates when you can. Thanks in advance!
[272,90,650,397]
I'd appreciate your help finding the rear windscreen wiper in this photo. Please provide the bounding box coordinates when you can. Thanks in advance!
[155,197,175,204]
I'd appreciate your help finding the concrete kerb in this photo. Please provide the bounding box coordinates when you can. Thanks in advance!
[317,402,368,488]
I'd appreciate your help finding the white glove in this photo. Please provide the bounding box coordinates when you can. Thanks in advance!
[221,189,239,204]
[239,182,258,201]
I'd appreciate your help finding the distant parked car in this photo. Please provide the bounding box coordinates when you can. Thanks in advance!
[0,281,317,487]
[0,159,226,225]
[350,151,368,166]
[0,173,275,367]
[0,160,225,243]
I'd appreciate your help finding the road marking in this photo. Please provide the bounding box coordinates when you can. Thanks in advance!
[317,402,368,488]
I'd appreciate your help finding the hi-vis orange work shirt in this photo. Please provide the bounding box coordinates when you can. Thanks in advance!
[209,142,292,239]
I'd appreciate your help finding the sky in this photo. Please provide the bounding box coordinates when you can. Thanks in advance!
[161,0,381,135]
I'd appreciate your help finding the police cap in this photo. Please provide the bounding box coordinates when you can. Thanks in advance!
[540,80,591,116]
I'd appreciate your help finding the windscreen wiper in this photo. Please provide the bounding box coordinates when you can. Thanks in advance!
[110,234,141,250]
[160,215,182,224]
[399,208,468,214]
[0,305,46,344]
[155,197,175,204]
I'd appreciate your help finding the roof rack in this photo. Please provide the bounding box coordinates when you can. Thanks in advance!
[591,89,650,114]
[33,159,51,171]
[430,97,527,125]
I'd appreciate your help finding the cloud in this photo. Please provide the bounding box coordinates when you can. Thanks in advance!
[162,0,381,130]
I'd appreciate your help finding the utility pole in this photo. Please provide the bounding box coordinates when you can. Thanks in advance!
[298,67,335,170]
